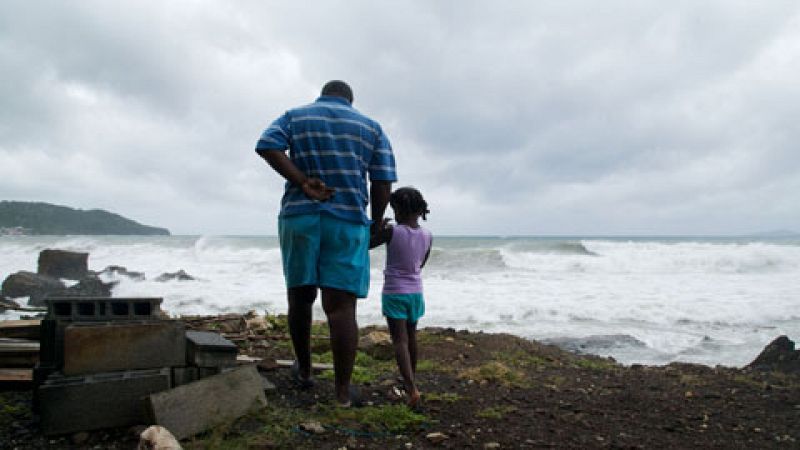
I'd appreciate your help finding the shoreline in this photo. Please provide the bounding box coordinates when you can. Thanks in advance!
[2,312,799,448]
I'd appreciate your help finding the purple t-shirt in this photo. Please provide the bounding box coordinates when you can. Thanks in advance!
[382,224,433,294]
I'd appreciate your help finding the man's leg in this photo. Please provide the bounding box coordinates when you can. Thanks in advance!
[321,288,358,404]
[288,285,317,382]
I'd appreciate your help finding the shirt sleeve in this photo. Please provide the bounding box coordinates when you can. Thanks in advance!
[255,112,291,152]
[368,124,398,182]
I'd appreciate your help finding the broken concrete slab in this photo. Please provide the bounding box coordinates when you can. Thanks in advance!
[186,330,238,368]
[63,321,186,375]
[39,368,171,436]
[147,365,266,440]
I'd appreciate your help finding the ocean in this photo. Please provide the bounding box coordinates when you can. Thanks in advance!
[2,235,799,368]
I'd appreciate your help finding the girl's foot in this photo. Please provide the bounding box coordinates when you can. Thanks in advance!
[407,388,421,408]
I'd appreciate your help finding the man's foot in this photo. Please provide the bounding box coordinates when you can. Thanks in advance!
[291,360,315,390]
[338,385,363,408]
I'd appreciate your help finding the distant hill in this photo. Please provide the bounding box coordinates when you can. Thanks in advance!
[0,201,170,235]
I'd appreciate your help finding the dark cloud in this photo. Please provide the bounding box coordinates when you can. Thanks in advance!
[1,0,798,234]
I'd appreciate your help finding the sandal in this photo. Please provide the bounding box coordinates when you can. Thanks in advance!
[291,360,315,390]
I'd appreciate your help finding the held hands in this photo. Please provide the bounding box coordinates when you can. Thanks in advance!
[369,218,393,249]
[301,178,336,201]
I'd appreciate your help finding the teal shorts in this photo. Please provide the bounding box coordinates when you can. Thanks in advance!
[382,293,425,323]
[278,213,370,298]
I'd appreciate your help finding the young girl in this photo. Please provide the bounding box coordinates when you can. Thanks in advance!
[371,187,432,407]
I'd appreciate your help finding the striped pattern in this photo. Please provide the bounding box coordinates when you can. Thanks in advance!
[256,96,397,224]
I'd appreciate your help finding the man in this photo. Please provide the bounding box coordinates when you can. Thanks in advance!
[255,80,396,405]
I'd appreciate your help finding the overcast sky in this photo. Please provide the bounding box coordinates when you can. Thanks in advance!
[1,1,799,235]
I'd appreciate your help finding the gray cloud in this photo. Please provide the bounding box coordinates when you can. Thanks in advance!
[1,0,799,235]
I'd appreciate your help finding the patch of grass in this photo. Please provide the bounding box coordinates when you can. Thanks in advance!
[732,374,767,389]
[425,392,463,402]
[0,394,29,423]
[316,351,394,384]
[416,359,444,372]
[572,357,617,371]
[458,361,527,387]
[188,403,308,449]
[320,404,429,434]
[493,350,553,370]
[476,405,518,419]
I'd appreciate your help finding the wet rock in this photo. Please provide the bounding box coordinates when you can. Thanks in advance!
[358,330,394,360]
[1,271,65,306]
[38,249,88,280]
[98,265,145,281]
[0,295,21,311]
[748,336,800,373]
[64,275,118,297]
[155,270,195,282]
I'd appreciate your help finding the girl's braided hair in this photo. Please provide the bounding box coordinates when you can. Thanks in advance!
[389,186,429,221]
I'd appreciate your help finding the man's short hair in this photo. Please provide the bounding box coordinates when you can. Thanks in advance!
[321,80,353,104]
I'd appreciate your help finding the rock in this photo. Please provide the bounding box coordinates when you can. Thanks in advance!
[71,431,89,445]
[0,295,20,311]
[99,265,145,281]
[484,443,501,449]
[155,270,195,282]
[38,249,89,280]
[358,330,394,360]
[1,271,66,306]
[138,425,183,450]
[747,336,800,373]
[299,421,326,434]
[64,275,117,297]
[426,432,448,444]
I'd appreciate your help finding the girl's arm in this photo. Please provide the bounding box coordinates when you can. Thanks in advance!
[420,236,433,268]
[369,219,393,249]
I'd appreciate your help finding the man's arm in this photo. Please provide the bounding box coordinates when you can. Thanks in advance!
[257,149,334,201]
[370,180,392,234]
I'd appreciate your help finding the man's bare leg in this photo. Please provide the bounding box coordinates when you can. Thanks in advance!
[288,285,317,381]
[321,288,358,404]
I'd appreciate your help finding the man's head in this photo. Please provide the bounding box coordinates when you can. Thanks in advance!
[321,80,353,104]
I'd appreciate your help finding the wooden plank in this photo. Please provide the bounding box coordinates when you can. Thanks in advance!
[0,319,41,340]
[275,359,333,370]
[0,368,32,382]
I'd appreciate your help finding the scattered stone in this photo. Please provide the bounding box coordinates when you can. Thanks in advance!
[138,425,183,450]
[1,271,65,306]
[747,336,800,373]
[358,330,394,360]
[426,432,449,444]
[71,431,89,445]
[38,249,88,280]
[155,270,195,282]
[299,421,326,434]
[484,443,501,449]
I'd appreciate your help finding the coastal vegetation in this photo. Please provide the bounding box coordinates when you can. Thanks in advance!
[0,201,169,235]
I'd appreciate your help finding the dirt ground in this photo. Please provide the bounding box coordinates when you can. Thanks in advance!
[2,317,799,449]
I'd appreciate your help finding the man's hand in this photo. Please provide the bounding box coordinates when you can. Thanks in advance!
[302,178,336,202]
[369,217,393,249]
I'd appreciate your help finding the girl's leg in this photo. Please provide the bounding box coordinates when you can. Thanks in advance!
[387,317,418,404]
[407,321,418,375]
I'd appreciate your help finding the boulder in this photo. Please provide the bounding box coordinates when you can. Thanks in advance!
[37,249,89,280]
[748,336,800,373]
[1,271,66,306]
[358,330,394,360]
[155,270,195,282]
[98,265,145,281]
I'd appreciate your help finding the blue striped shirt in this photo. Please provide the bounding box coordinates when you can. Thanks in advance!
[256,96,397,224]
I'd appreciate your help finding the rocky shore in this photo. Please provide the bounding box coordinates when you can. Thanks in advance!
[2,311,799,449]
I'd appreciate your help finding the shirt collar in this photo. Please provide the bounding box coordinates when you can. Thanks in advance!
[316,95,351,106]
